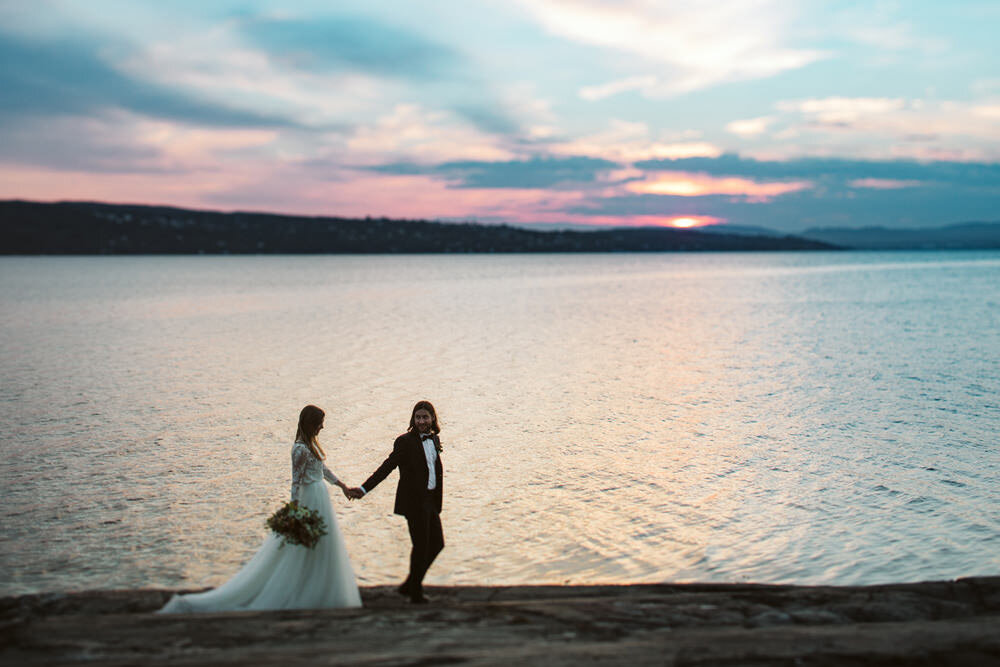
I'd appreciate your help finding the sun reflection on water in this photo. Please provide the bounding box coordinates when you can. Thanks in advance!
[1,253,998,595]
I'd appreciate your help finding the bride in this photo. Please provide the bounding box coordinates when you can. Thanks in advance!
[158,405,362,612]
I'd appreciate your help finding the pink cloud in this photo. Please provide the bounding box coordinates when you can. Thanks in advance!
[551,120,721,162]
[725,116,775,137]
[626,172,812,201]
[346,104,515,164]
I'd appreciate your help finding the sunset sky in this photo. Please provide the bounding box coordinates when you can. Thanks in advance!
[1,1,998,231]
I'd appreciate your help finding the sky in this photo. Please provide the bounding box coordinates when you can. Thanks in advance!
[1,0,998,232]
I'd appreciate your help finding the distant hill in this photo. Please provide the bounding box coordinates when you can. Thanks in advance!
[0,200,838,254]
[694,224,787,238]
[800,223,1000,250]
[518,222,788,237]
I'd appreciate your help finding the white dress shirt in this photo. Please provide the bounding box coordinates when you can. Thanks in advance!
[421,435,438,490]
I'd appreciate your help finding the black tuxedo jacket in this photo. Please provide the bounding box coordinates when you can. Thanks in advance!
[362,431,443,517]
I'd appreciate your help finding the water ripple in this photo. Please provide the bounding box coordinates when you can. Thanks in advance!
[1,252,999,595]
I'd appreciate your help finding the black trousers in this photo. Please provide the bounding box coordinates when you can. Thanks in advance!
[403,492,444,596]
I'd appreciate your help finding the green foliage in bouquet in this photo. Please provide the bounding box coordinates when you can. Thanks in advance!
[266,500,328,549]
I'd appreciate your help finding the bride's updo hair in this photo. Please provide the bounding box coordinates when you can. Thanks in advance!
[295,404,326,460]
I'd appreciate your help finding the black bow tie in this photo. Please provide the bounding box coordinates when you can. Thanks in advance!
[420,434,434,440]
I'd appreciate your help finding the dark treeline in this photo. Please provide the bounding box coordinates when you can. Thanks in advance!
[1,200,838,254]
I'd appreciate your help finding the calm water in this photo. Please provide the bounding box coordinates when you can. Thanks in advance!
[1,252,998,596]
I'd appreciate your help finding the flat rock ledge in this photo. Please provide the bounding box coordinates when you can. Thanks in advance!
[2,578,999,666]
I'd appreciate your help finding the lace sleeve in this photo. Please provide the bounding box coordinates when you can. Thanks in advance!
[322,464,339,486]
[290,443,310,501]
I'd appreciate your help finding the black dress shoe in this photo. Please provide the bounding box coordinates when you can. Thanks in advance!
[409,593,430,604]
[396,583,412,597]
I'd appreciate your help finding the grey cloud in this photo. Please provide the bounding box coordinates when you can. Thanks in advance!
[0,117,174,173]
[451,104,521,136]
[633,154,1000,188]
[368,156,622,189]
[368,152,1000,198]
[240,16,456,79]
[0,32,296,128]
[240,16,533,138]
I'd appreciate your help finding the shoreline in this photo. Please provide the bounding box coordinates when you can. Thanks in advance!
[3,578,999,665]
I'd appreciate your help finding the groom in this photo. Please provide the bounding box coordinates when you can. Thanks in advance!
[352,400,444,604]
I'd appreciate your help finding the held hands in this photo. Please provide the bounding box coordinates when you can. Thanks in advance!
[340,486,364,500]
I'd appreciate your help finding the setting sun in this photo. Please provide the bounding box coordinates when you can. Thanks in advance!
[664,215,720,229]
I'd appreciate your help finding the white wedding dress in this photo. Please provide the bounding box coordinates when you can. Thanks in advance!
[158,442,362,612]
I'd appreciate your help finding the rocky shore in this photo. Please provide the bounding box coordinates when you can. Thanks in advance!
[2,578,999,666]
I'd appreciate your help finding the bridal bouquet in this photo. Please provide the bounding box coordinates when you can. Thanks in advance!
[266,501,328,549]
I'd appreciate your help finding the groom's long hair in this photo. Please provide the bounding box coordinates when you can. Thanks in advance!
[408,401,441,448]
[295,404,326,460]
